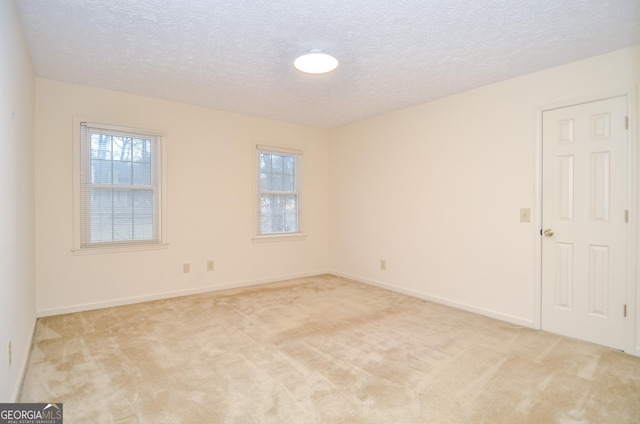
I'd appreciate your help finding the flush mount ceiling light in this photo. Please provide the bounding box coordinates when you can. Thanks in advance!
[294,49,339,74]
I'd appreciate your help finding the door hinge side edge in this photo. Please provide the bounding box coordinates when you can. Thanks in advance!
[624,304,627,317]
[625,116,629,129]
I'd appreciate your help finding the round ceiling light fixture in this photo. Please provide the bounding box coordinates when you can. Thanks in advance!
[294,49,339,74]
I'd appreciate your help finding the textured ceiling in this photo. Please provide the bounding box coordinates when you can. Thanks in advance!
[14,0,640,128]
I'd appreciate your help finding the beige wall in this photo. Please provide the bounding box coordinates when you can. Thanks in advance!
[0,1,36,401]
[35,79,330,315]
[329,46,640,353]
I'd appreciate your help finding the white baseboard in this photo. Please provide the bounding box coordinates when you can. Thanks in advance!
[11,314,37,402]
[37,271,328,317]
[38,270,538,329]
[332,271,534,329]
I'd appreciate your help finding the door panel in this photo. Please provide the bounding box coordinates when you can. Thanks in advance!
[541,96,628,350]
[554,242,573,310]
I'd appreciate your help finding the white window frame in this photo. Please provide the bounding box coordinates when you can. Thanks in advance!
[72,117,168,254]
[253,143,306,242]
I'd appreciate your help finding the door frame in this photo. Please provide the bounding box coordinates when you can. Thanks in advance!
[533,87,638,355]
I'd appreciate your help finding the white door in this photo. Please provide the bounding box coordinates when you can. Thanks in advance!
[541,96,629,350]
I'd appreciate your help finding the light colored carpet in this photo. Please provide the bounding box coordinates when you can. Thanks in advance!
[19,274,640,423]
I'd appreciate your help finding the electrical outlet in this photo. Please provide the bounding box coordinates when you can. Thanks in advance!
[207,260,215,271]
[183,263,190,273]
[7,340,11,368]
[520,208,531,223]
[380,260,387,271]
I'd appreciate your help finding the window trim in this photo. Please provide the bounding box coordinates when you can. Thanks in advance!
[72,116,169,254]
[252,142,306,242]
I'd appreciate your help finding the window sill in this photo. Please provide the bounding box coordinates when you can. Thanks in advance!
[252,233,307,243]
[72,243,169,255]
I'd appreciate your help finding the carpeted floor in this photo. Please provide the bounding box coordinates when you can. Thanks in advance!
[19,274,640,423]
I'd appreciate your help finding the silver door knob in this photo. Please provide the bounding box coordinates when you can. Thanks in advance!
[544,229,554,237]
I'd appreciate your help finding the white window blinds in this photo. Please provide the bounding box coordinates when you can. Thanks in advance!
[256,146,302,236]
[80,123,163,248]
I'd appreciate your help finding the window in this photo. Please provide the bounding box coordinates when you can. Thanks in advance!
[256,145,303,237]
[76,122,165,251]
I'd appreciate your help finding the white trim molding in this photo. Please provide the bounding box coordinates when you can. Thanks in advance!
[37,271,327,317]
[11,316,37,402]
[331,271,535,328]
[72,116,169,255]
[251,141,306,241]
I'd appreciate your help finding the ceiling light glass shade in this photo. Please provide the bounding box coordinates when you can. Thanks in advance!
[294,49,339,74]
